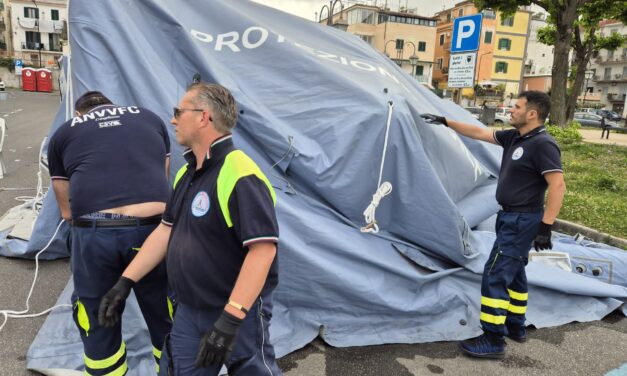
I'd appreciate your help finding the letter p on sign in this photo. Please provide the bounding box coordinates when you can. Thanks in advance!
[450,14,482,53]
[456,20,475,49]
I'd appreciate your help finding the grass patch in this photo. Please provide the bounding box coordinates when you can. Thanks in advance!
[559,142,627,239]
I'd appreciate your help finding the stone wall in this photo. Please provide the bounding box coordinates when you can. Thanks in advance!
[0,66,61,91]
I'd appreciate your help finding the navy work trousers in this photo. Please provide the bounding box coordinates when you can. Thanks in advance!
[480,210,543,337]
[70,222,172,375]
[159,294,282,376]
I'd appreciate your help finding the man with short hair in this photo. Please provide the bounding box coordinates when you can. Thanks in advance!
[98,83,282,375]
[48,91,173,374]
[422,91,566,358]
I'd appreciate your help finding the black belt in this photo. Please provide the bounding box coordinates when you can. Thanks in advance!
[500,205,543,213]
[72,215,162,228]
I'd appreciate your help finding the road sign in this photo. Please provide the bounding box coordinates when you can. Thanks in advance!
[451,14,483,53]
[447,52,477,88]
[15,59,23,75]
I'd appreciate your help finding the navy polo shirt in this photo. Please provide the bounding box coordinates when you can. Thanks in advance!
[48,104,171,218]
[162,135,279,310]
[493,126,562,208]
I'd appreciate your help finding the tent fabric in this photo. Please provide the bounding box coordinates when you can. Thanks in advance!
[15,0,627,374]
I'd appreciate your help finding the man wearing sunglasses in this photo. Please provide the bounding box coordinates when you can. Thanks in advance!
[99,83,282,375]
[47,91,173,375]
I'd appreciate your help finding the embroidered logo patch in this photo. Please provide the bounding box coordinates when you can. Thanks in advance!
[512,147,524,160]
[191,191,210,217]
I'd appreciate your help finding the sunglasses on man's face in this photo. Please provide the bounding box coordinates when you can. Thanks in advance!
[173,107,204,119]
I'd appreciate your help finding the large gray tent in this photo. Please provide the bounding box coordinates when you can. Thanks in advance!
[7,0,626,374]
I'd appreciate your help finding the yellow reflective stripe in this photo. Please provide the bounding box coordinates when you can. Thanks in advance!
[508,289,528,301]
[480,312,507,325]
[153,346,162,359]
[131,247,140,252]
[167,296,174,320]
[508,304,527,314]
[173,163,188,189]
[156,363,160,374]
[481,296,510,310]
[75,300,90,337]
[217,150,276,228]
[104,361,127,376]
[84,342,126,370]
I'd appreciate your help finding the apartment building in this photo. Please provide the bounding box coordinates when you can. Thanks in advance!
[589,20,627,114]
[323,4,437,84]
[433,1,530,102]
[9,0,67,67]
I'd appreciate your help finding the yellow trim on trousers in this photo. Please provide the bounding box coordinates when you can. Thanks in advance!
[480,312,507,325]
[481,296,510,310]
[84,342,126,370]
[508,289,528,301]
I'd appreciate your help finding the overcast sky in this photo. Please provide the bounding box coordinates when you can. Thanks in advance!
[251,0,458,21]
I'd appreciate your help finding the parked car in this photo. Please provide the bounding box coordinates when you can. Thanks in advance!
[577,108,597,114]
[573,112,619,128]
[494,107,511,124]
[0,79,4,91]
[595,109,622,121]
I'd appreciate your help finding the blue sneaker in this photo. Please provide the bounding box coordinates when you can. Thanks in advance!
[506,325,527,343]
[459,333,506,359]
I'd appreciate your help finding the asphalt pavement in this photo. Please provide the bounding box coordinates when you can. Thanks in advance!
[0,91,625,376]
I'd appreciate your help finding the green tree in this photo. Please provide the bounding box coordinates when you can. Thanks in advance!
[474,0,626,126]
[537,1,627,121]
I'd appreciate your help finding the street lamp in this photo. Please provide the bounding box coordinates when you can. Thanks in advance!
[319,0,348,31]
[583,69,595,105]
[404,41,419,77]
[31,0,42,68]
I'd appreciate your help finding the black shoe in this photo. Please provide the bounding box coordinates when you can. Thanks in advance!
[506,325,527,343]
[459,333,505,359]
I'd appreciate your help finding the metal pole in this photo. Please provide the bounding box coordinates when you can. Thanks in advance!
[32,0,41,68]
[583,75,589,106]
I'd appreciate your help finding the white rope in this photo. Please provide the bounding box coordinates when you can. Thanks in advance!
[0,219,70,332]
[361,101,394,234]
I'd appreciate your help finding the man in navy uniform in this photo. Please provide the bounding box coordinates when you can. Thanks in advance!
[422,91,566,358]
[48,91,172,375]
[98,83,282,375]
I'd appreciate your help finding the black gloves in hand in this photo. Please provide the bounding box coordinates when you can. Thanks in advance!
[195,311,243,369]
[98,276,135,327]
[533,222,553,251]
[420,113,448,127]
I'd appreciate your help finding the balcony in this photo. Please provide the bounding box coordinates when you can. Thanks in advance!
[414,75,429,82]
[596,54,627,64]
[21,41,44,50]
[596,74,627,83]
[607,93,626,102]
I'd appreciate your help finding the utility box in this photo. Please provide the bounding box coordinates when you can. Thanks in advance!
[22,68,37,92]
[481,107,496,125]
[36,68,53,93]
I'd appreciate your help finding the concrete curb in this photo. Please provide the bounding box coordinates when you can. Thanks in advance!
[555,218,627,250]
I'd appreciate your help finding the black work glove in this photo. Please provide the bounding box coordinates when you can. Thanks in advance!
[98,276,135,327]
[195,311,243,368]
[533,222,553,251]
[420,113,448,127]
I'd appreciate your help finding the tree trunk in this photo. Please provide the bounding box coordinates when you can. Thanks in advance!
[548,4,578,127]
[566,28,595,122]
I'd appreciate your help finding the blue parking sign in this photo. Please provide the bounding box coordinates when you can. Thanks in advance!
[451,14,482,53]
[15,59,23,67]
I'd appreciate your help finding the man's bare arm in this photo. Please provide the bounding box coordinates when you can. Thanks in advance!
[51,180,72,221]
[543,172,566,224]
[446,119,499,145]
[224,242,277,319]
[122,223,171,282]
